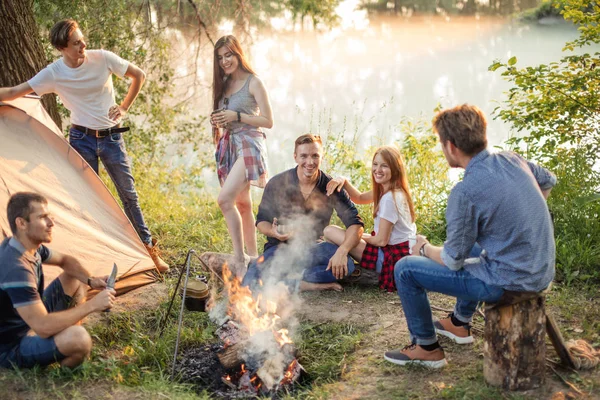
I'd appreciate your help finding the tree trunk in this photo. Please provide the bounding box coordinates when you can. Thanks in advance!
[483,294,546,390]
[0,0,62,129]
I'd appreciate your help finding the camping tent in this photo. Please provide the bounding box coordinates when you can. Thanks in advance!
[0,97,158,295]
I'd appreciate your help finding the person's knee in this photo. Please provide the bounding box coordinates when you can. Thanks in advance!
[394,257,411,282]
[323,225,337,242]
[56,326,92,358]
[217,192,234,211]
[236,197,252,215]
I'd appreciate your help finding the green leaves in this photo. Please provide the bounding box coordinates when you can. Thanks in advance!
[491,0,600,285]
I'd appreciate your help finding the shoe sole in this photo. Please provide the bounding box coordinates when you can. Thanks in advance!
[435,328,474,344]
[383,354,447,369]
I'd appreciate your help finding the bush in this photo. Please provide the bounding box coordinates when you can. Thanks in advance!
[490,0,600,283]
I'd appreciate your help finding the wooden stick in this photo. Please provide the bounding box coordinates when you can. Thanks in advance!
[195,253,226,285]
[549,365,583,395]
[545,312,577,369]
[431,305,453,313]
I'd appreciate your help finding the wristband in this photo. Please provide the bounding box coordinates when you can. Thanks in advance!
[237,111,241,122]
[419,244,427,257]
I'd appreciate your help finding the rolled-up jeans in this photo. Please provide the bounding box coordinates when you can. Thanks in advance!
[69,128,152,244]
[242,241,355,293]
[394,245,504,345]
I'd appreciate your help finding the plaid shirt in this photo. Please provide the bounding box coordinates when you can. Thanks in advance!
[216,125,268,188]
[360,232,410,292]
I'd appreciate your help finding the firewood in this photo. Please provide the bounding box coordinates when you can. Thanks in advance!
[217,342,247,369]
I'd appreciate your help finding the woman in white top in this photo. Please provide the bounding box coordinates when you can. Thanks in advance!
[324,146,417,291]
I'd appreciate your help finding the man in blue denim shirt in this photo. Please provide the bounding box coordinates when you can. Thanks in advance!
[384,104,556,368]
[0,19,168,272]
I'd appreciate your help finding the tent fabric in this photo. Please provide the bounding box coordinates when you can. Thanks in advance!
[0,97,158,295]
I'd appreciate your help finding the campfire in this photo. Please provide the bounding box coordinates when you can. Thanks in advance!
[214,265,304,395]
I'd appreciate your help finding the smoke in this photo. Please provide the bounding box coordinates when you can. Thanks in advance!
[208,213,323,388]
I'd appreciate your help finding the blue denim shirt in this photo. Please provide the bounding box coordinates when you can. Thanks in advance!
[441,150,556,292]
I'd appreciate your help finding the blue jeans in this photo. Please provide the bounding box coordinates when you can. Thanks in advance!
[242,242,355,292]
[394,245,504,345]
[0,279,71,368]
[69,128,151,244]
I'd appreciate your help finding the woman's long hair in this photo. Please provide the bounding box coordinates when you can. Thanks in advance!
[371,146,416,223]
[212,35,256,111]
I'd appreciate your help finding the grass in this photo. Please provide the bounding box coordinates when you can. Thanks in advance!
[2,128,599,398]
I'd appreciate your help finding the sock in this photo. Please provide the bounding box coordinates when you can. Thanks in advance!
[450,313,469,327]
[420,342,441,351]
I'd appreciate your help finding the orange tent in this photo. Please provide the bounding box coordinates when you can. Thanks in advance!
[0,97,158,294]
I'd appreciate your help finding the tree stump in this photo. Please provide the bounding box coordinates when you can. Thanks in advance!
[483,292,546,390]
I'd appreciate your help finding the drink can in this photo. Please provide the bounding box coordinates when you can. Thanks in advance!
[408,235,417,254]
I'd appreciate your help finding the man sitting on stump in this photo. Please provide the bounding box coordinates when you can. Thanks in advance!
[0,192,115,368]
[242,134,364,292]
[384,104,556,368]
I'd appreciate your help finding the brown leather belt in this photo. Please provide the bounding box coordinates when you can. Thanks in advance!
[71,124,130,138]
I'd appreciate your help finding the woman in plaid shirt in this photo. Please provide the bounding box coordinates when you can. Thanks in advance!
[210,35,274,276]
[324,146,417,292]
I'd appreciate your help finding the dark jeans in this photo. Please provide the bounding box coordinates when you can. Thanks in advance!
[69,128,151,244]
[394,245,505,345]
[242,241,355,293]
[0,279,72,368]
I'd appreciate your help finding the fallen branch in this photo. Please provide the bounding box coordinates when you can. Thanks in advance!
[549,365,584,395]
[431,305,452,313]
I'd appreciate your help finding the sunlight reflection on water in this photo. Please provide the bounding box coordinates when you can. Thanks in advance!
[165,2,584,187]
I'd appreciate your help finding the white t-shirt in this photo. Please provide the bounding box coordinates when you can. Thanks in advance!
[28,50,129,130]
[374,190,417,245]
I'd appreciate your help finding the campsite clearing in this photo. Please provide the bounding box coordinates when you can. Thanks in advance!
[0,273,598,399]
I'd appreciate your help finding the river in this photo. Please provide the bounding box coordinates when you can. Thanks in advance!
[162,0,582,184]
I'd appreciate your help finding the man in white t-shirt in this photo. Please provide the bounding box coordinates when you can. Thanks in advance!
[0,19,168,272]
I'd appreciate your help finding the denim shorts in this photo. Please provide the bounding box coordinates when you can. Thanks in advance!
[376,248,384,273]
[0,279,73,368]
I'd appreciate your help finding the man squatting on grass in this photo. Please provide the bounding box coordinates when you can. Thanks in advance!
[0,193,115,368]
[0,19,168,272]
[242,134,364,292]
[384,104,556,368]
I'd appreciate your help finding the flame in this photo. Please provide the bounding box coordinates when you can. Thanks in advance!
[219,264,299,391]
[275,329,293,346]
[221,264,290,341]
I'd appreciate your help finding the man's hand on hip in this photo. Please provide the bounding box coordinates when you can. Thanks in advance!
[108,105,127,122]
[326,248,349,280]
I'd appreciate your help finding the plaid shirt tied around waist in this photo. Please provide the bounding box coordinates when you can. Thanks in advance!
[216,125,268,188]
[360,232,410,292]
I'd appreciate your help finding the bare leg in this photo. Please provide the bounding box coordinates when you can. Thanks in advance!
[236,184,258,257]
[299,281,343,292]
[58,272,87,307]
[54,325,92,368]
[218,158,251,275]
[323,225,366,261]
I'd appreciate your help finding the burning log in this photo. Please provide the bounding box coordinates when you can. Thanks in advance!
[217,341,246,369]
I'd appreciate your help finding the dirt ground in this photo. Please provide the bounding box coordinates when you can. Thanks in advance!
[295,270,600,400]
[2,271,599,399]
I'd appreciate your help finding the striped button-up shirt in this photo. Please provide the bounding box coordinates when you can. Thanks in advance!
[0,238,51,348]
